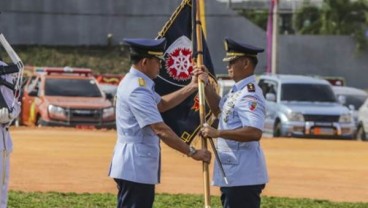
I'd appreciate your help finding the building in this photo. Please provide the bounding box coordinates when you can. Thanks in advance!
[0,0,367,89]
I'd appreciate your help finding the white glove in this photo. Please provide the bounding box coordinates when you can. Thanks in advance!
[9,102,21,119]
[0,107,11,124]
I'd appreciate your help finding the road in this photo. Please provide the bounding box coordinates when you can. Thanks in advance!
[8,127,368,202]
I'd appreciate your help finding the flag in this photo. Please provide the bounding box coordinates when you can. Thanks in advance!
[155,0,215,144]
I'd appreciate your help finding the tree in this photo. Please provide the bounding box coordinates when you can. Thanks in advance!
[238,9,269,31]
[293,5,321,35]
[294,0,368,49]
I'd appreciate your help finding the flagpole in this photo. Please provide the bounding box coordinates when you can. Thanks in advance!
[195,0,211,207]
[199,0,207,38]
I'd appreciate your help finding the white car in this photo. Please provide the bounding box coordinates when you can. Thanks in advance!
[357,98,368,141]
[333,86,368,112]
[332,86,368,138]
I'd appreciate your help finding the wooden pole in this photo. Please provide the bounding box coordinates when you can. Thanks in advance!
[199,0,207,38]
[195,0,211,207]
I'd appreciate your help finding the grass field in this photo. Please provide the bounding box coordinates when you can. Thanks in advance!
[8,191,368,208]
[8,127,368,207]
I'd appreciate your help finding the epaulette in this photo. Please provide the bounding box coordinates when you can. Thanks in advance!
[138,77,146,87]
[247,83,255,92]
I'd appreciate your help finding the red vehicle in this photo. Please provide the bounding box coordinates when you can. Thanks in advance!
[94,74,124,105]
[21,67,115,128]
[94,74,124,86]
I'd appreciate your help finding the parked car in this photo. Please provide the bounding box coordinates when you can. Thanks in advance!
[333,86,368,110]
[94,74,124,105]
[98,84,118,104]
[357,98,368,141]
[258,74,355,139]
[21,67,115,128]
[332,86,368,137]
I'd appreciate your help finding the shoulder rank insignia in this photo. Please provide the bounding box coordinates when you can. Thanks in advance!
[138,77,146,87]
[247,83,255,92]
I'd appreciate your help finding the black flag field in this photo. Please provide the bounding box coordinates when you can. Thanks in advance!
[155,0,216,144]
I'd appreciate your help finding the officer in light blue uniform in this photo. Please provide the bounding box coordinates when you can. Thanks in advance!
[199,38,268,208]
[109,38,211,208]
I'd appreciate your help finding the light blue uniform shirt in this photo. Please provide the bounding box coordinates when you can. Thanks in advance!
[0,61,21,152]
[213,75,268,187]
[109,67,163,185]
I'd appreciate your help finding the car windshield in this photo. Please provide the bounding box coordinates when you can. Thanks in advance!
[340,94,367,109]
[45,78,102,97]
[281,83,336,102]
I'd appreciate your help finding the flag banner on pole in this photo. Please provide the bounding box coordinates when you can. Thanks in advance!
[155,0,216,144]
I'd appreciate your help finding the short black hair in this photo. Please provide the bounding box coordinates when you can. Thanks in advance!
[130,55,145,65]
[247,56,258,67]
[130,55,157,65]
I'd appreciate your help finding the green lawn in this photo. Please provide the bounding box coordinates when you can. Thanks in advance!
[8,191,368,208]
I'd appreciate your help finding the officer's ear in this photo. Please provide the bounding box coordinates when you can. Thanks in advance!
[244,58,250,68]
[141,58,149,66]
[240,57,249,70]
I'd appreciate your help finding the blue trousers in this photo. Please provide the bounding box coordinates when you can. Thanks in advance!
[114,179,155,208]
[220,184,265,208]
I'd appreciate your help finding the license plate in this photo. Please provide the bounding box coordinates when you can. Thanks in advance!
[315,122,332,126]
[313,127,335,135]
[74,110,93,115]
[76,125,95,129]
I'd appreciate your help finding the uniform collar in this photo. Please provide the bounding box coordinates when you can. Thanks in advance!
[231,75,256,92]
[129,67,155,88]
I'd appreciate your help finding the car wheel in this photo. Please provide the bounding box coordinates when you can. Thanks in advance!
[273,121,282,137]
[356,126,366,141]
[36,116,43,127]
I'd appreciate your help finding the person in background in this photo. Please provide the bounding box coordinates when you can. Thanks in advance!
[0,57,21,208]
[108,38,211,208]
[199,38,268,208]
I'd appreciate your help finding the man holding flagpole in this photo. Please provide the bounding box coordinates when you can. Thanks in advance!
[108,37,211,208]
[199,38,269,208]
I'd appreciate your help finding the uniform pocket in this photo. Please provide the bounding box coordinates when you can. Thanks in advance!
[218,151,239,165]
[226,111,241,126]
[217,139,239,151]
[238,141,258,149]
[136,144,159,159]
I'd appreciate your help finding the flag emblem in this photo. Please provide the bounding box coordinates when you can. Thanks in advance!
[191,96,199,111]
[165,36,193,81]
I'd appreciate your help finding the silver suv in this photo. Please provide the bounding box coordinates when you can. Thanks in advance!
[258,74,355,139]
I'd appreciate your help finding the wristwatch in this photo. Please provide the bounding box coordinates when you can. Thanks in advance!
[187,146,197,157]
